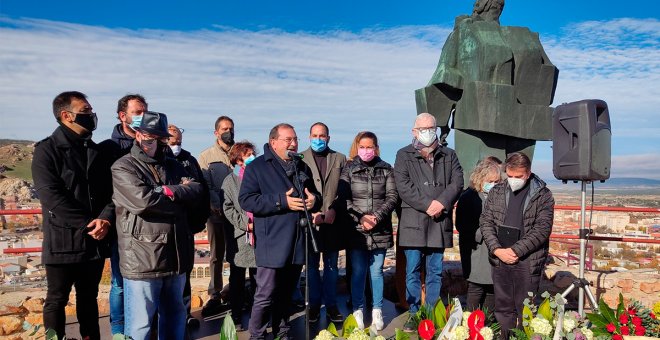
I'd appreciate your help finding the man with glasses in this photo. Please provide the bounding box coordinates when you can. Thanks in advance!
[300,122,346,323]
[393,112,464,332]
[32,91,115,340]
[239,123,321,339]
[198,115,235,316]
[105,93,147,335]
[112,111,205,339]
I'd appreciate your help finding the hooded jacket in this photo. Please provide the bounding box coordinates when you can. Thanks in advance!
[480,174,554,275]
[111,144,205,279]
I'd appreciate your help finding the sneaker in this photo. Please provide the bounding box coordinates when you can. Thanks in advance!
[403,314,416,333]
[291,299,305,313]
[326,305,343,323]
[372,308,384,331]
[201,297,230,317]
[353,309,364,330]
[186,315,200,329]
[233,318,245,332]
[309,305,321,323]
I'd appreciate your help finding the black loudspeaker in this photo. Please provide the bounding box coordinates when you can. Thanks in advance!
[553,99,611,181]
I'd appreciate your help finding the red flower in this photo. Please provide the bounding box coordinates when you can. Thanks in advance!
[627,307,637,316]
[635,326,646,336]
[418,319,435,340]
[613,335,623,340]
[619,312,629,324]
[468,310,486,340]
[621,326,630,335]
[651,312,656,320]
[606,323,616,333]
[632,316,642,327]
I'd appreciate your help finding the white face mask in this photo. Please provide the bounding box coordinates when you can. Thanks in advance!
[507,177,527,192]
[417,128,437,146]
[169,145,182,156]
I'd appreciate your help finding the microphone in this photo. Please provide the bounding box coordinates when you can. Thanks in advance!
[287,151,305,159]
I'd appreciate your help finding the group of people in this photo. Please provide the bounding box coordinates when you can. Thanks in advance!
[33,91,554,340]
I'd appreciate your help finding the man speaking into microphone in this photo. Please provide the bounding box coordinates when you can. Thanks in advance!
[239,123,321,340]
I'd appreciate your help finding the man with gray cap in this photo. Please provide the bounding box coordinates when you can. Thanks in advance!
[111,111,205,340]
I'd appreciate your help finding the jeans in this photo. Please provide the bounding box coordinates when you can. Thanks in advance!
[124,274,186,340]
[44,260,104,340]
[307,250,339,307]
[350,248,385,311]
[109,241,124,334]
[404,248,444,312]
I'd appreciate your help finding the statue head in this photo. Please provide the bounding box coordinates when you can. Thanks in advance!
[472,0,504,23]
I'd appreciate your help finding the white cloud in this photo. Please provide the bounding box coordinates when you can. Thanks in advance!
[0,16,658,178]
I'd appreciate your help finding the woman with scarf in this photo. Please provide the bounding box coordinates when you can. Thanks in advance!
[339,131,398,331]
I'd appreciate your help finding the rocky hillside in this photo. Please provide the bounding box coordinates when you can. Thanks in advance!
[0,140,35,183]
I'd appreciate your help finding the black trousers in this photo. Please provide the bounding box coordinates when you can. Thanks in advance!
[492,260,541,340]
[466,281,495,312]
[248,264,302,339]
[229,263,257,322]
[44,260,104,340]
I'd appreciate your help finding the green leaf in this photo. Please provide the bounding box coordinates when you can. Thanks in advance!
[434,299,447,329]
[29,325,41,337]
[616,293,625,318]
[395,328,411,340]
[220,315,238,340]
[112,335,131,340]
[342,313,359,336]
[586,312,609,330]
[45,328,58,340]
[598,298,617,325]
[327,321,340,337]
[538,298,553,321]
[523,305,534,337]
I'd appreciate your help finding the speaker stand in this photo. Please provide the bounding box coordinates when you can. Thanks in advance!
[560,181,598,316]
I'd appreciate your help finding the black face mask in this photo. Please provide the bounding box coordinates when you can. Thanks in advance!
[220,131,235,146]
[74,113,98,132]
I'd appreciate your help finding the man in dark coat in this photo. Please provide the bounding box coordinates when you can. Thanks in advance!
[393,113,464,332]
[480,152,554,339]
[103,93,148,336]
[32,91,115,340]
[111,111,205,340]
[301,122,347,323]
[239,123,321,340]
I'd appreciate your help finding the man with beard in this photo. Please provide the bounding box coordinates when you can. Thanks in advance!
[106,93,148,335]
[198,116,235,316]
[32,91,114,340]
[239,123,321,339]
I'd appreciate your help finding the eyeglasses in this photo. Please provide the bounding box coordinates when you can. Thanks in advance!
[277,137,298,144]
[414,126,437,133]
[66,110,96,115]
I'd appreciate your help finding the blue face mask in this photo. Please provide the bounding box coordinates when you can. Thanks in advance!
[482,182,496,193]
[244,154,256,165]
[129,115,143,130]
[310,138,327,152]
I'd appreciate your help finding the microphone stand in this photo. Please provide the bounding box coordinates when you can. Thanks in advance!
[291,156,319,340]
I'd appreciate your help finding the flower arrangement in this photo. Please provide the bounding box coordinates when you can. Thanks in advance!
[509,291,591,340]
[313,314,386,340]
[586,293,660,339]
[393,298,499,340]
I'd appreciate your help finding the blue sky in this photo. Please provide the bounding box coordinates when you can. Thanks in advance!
[1,0,659,181]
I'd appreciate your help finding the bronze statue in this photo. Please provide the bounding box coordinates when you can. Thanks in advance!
[416,0,558,185]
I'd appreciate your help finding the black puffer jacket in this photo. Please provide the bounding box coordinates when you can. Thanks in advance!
[112,145,205,279]
[338,157,397,251]
[480,174,554,276]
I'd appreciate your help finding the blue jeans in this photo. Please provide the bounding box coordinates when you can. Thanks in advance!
[109,241,124,335]
[123,274,186,340]
[404,248,444,312]
[350,249,385,311]
[307,250,339,307]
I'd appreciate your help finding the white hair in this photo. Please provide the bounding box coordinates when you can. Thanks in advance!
[415,112,436,127]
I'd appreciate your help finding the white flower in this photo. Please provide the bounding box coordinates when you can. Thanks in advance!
[462,311,472,327]
[530,317,553,336]
[581,327,593,340]
[374,336,386,340]
[562,316,577,333]
[314,330,335,340]
[451,325,470,340]
[480,327,494,340]
[347,331,369,340]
